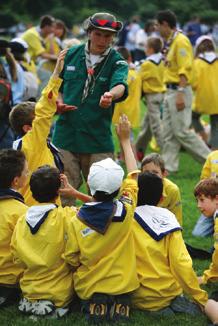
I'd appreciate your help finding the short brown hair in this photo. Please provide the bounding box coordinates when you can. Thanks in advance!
[9,102,35,136]
[194,178,218,199]
[141,153,165,173]
[147,36,163,53]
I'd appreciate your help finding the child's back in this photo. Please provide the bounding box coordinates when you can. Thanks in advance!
[11,165,76,316]
[132,173,208,313]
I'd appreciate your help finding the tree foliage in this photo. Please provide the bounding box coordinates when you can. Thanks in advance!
[1,0,218,27]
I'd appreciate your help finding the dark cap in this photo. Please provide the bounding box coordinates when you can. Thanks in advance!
[84,12,123,33]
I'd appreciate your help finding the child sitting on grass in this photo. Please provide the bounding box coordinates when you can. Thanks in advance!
[0,149,28,306]
[63,114,140,324]
[132,172,218,324]
[196,178,218,286]
[9,49,75,206]
[11,165,77,318]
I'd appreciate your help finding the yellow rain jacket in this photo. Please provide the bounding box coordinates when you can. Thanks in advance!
[159,178,182,225]
[64,173,139,300]
[192,53,218,115]
[0,192,27,285]
[113,68,141,128]
[13,76,62,206]
[202,211,218,284]
[201,150,218,179]
[164,32,193,84]
[11,204,76,307]
[132,205,208,310]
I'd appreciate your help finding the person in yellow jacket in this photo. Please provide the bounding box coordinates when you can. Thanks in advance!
[193,150,218,237]
[136,36,165,157]
[0,149,28,306]
[156,10,210,173]
[192,35,218,149]
[113,47,141,129]
[132,172,218,324]
[63,115,140,324]
[11,165,77,318]
[195,179,218,289]
[9,49,76,206]
[141,153,182,225]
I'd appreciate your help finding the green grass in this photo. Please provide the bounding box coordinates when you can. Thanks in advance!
[0,103,215,325]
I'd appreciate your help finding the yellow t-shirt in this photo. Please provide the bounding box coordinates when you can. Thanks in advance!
[13,77,62,206]
[139,55,166,94]
[164,32,193,84]
[192,54,218,115]
[0,197,27,285]
[11,205,76,307]
[159,178,183,225]
[132,210,208,310]
[201,150,218,179]
[202,213,218,284]
[113,68,141,128]
[64,173,139,300]
[22,27,46,62]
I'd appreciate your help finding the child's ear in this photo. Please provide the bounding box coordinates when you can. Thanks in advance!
[22,124,32,133]
[162,169,168,178]
[11,176,19,189]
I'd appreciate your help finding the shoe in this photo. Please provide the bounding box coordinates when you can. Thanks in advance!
[31,300,55,316]
[19,297,34,314]
[112,294,130,322]
[87,293,111,324]
[0,286,20,307]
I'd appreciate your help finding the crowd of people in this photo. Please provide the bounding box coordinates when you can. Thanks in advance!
[0,8,218,325]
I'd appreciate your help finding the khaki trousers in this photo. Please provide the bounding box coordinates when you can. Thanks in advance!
[162,86,210,172]
[59,149,114,206]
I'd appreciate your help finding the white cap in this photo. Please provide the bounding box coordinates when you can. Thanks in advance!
[88,158,124,196]
[195,35,215,54]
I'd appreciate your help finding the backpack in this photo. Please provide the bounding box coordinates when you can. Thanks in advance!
[0,78,12,121]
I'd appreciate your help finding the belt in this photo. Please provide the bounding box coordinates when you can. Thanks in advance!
[166,83,179,90]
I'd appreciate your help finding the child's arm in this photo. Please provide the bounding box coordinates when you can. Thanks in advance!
[116,114,138,180]
[200,154,211,179]
[24,50,76,147]
[59,174,92,203]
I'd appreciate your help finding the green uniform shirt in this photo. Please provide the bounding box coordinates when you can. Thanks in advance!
[53,44,128,153]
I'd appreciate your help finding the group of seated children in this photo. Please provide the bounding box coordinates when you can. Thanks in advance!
[0,50,218,325]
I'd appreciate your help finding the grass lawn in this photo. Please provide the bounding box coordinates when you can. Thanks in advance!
[1,104,215,325]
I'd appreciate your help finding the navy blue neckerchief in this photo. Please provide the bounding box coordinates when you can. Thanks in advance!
[26,204,58,235]
[15,138,64,173]
[0,188,24,203]
[78,200,121,235]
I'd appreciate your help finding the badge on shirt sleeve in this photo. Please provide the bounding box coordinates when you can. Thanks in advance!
[179,48,187,57]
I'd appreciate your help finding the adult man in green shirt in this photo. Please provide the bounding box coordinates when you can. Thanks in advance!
[53,12,128,205]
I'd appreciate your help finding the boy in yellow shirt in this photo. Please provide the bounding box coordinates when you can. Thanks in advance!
[141,153,182,225]
[132,172,218,324]
[0,149,28,306]
[113,47,141,158]
[192,36,218,149]
[193,150,218,237]
[196,178,218,286]
[64,115,139,323]
[9,49,75,206]
[11,165,77,318]
[136,36,166,158]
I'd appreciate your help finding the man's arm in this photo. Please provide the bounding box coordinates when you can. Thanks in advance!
[99,84,125,108]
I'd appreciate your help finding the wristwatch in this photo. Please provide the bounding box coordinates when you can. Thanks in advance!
[177,87,185,92]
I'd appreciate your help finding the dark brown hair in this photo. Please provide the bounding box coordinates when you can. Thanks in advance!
[9,102,35,136]
[194,178,218,199]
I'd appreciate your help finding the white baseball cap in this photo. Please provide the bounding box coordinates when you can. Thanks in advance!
[88,158,124,196]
